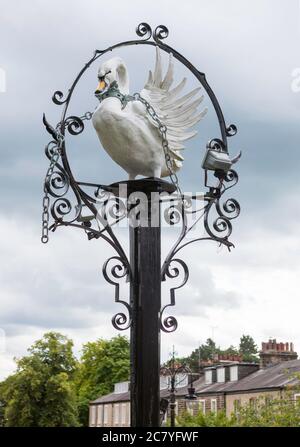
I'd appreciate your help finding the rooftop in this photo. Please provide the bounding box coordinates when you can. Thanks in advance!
[198,359,300,395]
[90,359,300,404]
[90,376,206,405]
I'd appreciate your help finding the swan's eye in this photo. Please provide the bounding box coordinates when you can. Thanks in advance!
[98,71,111,81]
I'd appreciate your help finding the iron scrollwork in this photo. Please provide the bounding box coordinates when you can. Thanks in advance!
[160,258,189,333]
[102,256,132,331]
[42,22,240,333]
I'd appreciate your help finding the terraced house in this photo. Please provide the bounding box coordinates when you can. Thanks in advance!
[89,339,299,426]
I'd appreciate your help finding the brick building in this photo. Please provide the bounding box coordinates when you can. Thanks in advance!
[259,338,297,368]
[89,339,299,426]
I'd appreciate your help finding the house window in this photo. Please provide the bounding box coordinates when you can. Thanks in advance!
[249,397,257,409]
[90,405,96,426]
[103,405,109,425]
[97,405,103,426]
[186,401,198,415]
[114,404,120,426]
[199,399,206,414]
[294,394,300,404]
[114,382,129,394]
[205,370,212,384]
[186,402,193,415]
[217,367,225,383]
[211,399,217,413]
[230,365,238,381]
[233,399,241,416]
[121,403,127,425]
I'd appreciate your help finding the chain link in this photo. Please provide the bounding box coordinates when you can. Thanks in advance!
[80,111,93,121]
[41,112,94,243]
[41,137,62,243]
[133,93,183,198]
[41,98,182,243]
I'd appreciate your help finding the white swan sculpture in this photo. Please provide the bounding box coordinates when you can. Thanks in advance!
[92,48,207,180]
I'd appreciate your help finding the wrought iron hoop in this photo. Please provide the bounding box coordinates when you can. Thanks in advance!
[45,22,238,238]
[43,22,240,332]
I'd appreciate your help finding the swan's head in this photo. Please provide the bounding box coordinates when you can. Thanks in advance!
[95,57,129,95]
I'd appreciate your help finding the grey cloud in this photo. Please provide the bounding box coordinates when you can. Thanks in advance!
[162,263,241,319]
[1,0,300,377]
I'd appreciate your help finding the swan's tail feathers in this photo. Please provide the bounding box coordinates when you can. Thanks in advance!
[141,48,207,171]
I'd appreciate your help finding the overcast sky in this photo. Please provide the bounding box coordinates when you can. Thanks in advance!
[0,0,300,380]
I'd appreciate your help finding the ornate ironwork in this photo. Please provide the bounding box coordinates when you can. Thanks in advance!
[102,256,131,331]
[160,347,195,426]
[160,259,189,333]
[42,22,240,332]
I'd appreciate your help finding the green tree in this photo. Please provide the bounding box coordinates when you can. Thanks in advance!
[0,375,16,426]
[175,410,234,427]
[233,386,300,427]
[175,395,300,427]
[75,335,130,426]
[223,345,239,356]
[184,339,222,372]
[239,335,258,362]
[174,376,300,427]
[1,332,79,427]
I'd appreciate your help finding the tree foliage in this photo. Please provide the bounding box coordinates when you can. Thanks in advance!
[75,335,130,426]
[174,380,300,427]
[186,338,219,371]
[239,335,258,362]
[185,335,259,371]
[0,332,78,427]
[0,332,285,427]
[0,333,130,427]
[175,410,233,427]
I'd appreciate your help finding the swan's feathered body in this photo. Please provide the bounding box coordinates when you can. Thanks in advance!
[92,49,207,179]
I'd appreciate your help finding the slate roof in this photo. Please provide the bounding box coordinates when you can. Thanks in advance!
[90,376,206,404]
[91,390,130,404]
[90,360,300,404]
[197,359,300,395]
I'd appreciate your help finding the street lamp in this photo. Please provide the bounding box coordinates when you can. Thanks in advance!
[41,23,240,427]
[160,348,194,427]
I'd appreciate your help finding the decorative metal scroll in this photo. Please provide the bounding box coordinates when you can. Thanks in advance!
[42,22,240,332]
[102,256,132,331]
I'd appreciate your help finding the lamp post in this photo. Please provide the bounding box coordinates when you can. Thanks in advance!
[161,347,196,427]
[41,23,240,427]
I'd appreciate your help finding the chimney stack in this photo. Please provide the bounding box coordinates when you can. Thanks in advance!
[259,339,297,368]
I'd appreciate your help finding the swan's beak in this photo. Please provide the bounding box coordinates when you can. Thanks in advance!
[95,80,106,94]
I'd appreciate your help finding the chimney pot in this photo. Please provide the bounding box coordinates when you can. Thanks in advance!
[260,339,297,368]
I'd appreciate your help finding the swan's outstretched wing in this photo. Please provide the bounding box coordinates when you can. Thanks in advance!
[140,47,207,169]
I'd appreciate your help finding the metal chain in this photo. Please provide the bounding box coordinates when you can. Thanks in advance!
[41,98,181,243]
[133,93,183,198]
[80,111,93,121]
[41,112,94,244]
[41,137,63,244]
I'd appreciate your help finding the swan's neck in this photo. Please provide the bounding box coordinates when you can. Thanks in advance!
[116,64,129,95]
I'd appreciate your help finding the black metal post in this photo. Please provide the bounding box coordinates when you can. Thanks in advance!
[128,178,175,427]
[129,187,160,427]
[169,376,176,427]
